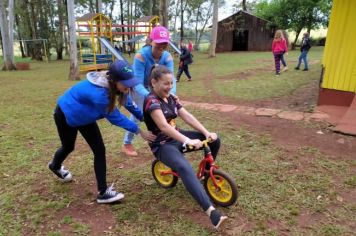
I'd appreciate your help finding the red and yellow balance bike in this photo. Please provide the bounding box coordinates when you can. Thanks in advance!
[151,139,238,207]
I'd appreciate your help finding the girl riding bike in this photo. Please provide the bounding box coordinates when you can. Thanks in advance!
[143,65,227,229]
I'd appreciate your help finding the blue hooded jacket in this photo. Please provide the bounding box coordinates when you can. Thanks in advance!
[57,72,143,133]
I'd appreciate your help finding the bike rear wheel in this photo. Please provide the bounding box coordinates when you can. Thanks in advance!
[203,169,238,207]
[151,159,178,188]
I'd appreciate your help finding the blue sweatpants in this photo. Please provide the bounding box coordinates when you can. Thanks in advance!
[155,130,221,211]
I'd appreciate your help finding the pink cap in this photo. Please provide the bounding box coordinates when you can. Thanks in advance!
[150,26,170,43]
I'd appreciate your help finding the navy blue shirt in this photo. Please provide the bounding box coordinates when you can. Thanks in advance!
[143,93,182,153]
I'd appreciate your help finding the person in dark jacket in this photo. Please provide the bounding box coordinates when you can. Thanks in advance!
[48,60,155,204]
[176,42,193,82]
[295,32,311,71]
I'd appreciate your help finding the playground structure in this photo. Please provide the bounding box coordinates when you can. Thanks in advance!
[76,14,160,72]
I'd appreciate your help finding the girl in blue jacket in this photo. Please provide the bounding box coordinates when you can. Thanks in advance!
[48,60,155,204]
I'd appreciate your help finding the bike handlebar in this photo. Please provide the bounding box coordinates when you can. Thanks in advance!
[184,139,212,151]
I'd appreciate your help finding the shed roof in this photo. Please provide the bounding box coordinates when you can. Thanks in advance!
[219,10,271,23]
[136,15,158,22]
[77,13,110,22]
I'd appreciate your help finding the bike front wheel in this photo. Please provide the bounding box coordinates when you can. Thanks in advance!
[151,159,178,188]
[203,169,238,207]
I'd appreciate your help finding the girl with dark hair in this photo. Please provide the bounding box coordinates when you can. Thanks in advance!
[49,60,155,204]
[143,65,227,229]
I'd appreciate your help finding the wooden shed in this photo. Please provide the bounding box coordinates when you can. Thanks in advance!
[215,11,274,52]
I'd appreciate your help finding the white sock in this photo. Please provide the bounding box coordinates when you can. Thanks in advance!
[205,206,215,217]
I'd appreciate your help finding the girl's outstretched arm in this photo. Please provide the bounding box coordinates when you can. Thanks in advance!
[178,108,211,138]
[150,109,202,149]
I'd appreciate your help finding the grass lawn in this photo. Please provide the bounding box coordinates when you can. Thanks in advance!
[1,47,355,235]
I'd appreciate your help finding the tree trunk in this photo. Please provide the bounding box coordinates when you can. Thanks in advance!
[292,28,302,50]
[242,0,247,11]
[119,0,125,50]
[15,15,26,58]
[195,2,213,50]
[0,0,16,70]
[108,0,114,20]
[209,0,218,57]
[56,0,64,60]
[172,0,179,37]
[148,0,153,15]
[96,0,102,13]
[180,0,184,42]
[63,1,69,56]
[159,0,168,28]
[194,4,201,47]
[67,0,79,80]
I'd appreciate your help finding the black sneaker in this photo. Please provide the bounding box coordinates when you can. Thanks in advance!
[294,67,300,70]
[210,209,228,229]
[48,162,72,182]
[302,68,309,71]
[97,184,124,204]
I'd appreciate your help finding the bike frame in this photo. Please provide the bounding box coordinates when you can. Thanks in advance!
[160,140,222,189]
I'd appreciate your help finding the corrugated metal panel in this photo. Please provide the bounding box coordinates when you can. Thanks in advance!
[322,0,356,93]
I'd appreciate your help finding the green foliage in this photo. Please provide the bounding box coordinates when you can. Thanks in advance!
[254,0,332,32]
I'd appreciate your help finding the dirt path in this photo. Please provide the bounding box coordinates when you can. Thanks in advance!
[182,61,321,113]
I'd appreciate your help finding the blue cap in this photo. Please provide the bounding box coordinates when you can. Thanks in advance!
[108,60,139,88]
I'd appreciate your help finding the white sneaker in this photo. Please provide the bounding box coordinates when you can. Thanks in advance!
[283,66,288,72]
[97,183,124,204]
[48,162,72,182]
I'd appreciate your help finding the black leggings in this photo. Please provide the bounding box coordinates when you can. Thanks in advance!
[52,106,107,193]
[155,130,221,211]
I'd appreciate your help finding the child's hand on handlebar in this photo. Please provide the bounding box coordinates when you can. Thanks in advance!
[187,139,203,150]
[205,132,218,141]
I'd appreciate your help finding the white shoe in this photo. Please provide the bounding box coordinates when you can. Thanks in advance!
[97,183,124,204]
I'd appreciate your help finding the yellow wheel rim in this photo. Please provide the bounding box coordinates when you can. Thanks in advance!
[206,175,233,203]
[154,161,174,186]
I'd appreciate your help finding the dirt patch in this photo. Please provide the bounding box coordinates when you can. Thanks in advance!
[248,80,319,112]
[53,176,117,235]
[223,112,356,160]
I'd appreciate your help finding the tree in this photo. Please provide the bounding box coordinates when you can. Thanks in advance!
[254,0,332,49]
[67,0,80,80]
[56,0,65,60]
[159,0,168,27]
[192,0,213,50]
[0,0,16,70]
[208,0,218,57]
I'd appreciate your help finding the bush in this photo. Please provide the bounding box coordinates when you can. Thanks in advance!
[310,37,326,46]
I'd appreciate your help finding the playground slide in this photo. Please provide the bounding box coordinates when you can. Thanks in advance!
[97,37,127,62]
[99,37,181,58]
[169,41,181,55]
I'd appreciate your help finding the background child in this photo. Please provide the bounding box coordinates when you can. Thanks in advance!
[176,42,193,82]
[272,30,288,76]
[295,32,311,71]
